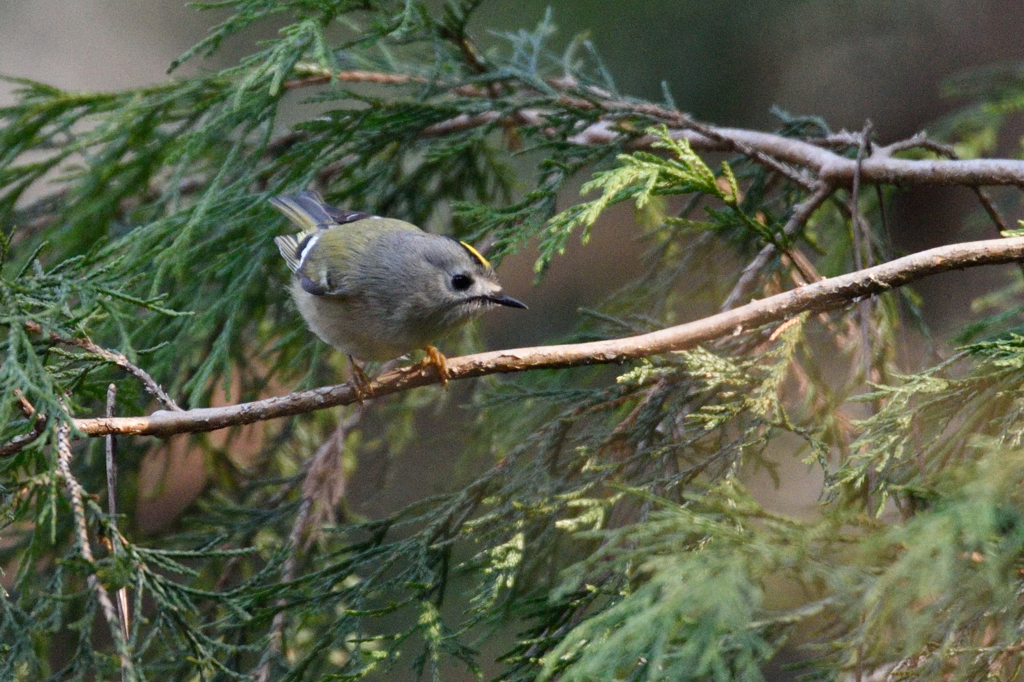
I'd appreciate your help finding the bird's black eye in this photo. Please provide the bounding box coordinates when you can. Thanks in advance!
[451,273,473,291]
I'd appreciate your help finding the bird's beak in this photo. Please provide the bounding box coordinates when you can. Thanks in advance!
[488,293,527,309]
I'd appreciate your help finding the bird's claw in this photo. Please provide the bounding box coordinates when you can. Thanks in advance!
[421,345,450,389]
[348,356,374,402]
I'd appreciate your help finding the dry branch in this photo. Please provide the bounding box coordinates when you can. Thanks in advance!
[664,127,1024,187]
[69,237,1024,440]
[279,67,1024,188]
[421,107,1024,187]
[0,415,46,456]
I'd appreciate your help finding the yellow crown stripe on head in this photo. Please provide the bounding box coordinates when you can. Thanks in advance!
[459,241,491,269]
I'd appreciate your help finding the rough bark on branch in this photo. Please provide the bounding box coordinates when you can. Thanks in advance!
[659,127,1024,186]
[436,115,1024,187]
[70,237,1024,439]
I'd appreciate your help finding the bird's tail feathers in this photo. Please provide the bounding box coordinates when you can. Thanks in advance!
[270,190,336,232]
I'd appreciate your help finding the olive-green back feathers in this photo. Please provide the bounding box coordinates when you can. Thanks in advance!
[271,190,421,294]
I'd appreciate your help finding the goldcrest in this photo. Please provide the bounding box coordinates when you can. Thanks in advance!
[271,191,525,387]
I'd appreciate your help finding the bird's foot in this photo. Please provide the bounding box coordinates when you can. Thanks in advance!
[348,356,374,402]
[421,345,450,389]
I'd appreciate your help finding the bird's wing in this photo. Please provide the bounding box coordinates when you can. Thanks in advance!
[274,234,304,272]
[272,189,424,297]
[302,218,426,296]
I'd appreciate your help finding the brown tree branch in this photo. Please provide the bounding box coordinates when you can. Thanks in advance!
[66,237,1024,440]
[668,127,1024,187]
[558,119,1024,186]
[0,390,47,456]
[420,106,1024,187]
[0,417,46,456]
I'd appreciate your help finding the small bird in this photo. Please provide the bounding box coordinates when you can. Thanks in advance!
[271,190,526,395]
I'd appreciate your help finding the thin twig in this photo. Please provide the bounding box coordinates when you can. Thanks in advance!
[0,415,46,456]
[27,323,181,411]
[877,132,1014,236]
[105,384,131,646]
[58,237,1024,441]
[64,336,180,412]
[283,68,429,90]
[876,131,955,157]
[105,385,118,521]
[56,422,134,678]
[875,184,894,261]
[852,122,876,268]
[14,388,35,417]
[850,122,876,385]
[973,186,1012,235]
[0,389,47,456]
[721,182,834,311]
[785,247,823,285]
